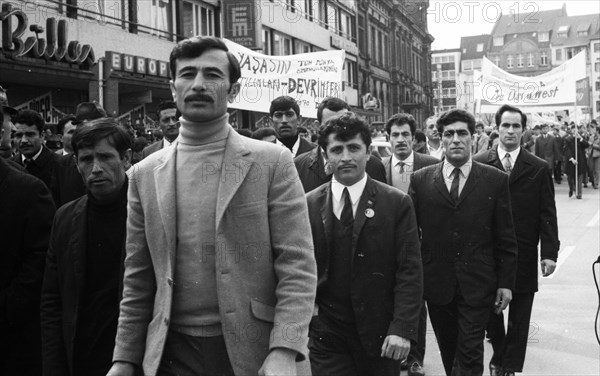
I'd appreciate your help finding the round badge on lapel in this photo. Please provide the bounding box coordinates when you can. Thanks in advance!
[365,208,375,218]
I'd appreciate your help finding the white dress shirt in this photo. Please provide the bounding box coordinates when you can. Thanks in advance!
[331,174,367,220]
[442,158,472,196]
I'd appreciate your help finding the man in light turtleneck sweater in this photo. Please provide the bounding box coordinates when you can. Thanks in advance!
[108,36,317,376]
[270,95,317,157]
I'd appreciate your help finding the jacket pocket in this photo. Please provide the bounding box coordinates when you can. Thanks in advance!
[250,298,275,323]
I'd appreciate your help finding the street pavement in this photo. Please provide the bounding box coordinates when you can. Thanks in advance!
[417,180,600,376]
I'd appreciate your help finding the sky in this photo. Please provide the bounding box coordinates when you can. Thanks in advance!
[427,0,599,50]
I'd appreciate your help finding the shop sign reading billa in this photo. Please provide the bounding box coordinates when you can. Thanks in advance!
[0,3,95,69]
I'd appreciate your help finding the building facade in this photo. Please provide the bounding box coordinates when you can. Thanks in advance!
[1,0,435,130]
[430,48,461,115]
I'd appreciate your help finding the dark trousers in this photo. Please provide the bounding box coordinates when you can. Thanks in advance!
[553,161,562,182]
[158,331,234,376]
[488,292,535,373]
[308,315,400,376]
[427,292,491,376]
[567,173,584,196]
[407,300,427,366]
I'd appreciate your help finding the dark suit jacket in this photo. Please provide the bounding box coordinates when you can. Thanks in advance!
[474,146,559,293]
[296,137,317,156]
[0,157,55,375]
[563,136,589,176]
[50,153,86,208]
[13,145,60,191]
[306,177,423,355]
[534,134,558,168]
[40,195,126,376]
[382,152,440,186]
[294,147,387,192]
[141,139,164,159]
[409,162,518,307]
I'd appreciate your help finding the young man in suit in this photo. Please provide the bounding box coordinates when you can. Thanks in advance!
[534,123,558,175]
[41,119,132,376]
[294,97,386,192]
[409,109,518,376]
[107,36,316,376]
[140,101,180,159]
[472,122,490,154]
[474,104,559,376]
[306,112,423,376]
[0,110,56,376]
[382,112,439,376]
[270,95,316,156]
[12,109,60,190]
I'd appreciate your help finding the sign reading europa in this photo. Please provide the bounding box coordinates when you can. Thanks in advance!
[107,51,170,78]
[0,3,95,68]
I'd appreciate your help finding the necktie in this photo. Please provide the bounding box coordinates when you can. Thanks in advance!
[340,188,354,228]
[396,161,405,174]
[502,153,512,175]
[450,168,460,203]
[23,158,32,169]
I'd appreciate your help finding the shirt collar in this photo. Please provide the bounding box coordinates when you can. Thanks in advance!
[331,174,368,206]
[392,151,414,167]
[22,146,43,162]
[497,144,521,163]
[442,158,472,180]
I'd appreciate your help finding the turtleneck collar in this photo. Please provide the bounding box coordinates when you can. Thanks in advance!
[179,113,230,146]
[87,179,128,210]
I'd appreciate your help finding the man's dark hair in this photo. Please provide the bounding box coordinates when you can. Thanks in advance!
[14,109,45,134]
[475,122,484,130]
[436,109,476,135]
[71,117,133,158]
[269,96,300,117]
[252,127,277,140]
[169,36,241,88]
[318,112,371,152]
[385,113,416,136]
[316,97,350,123]
[156,101,178,119]
[56,114,77,135]
[495,104,527,129]
[414,129,426,143]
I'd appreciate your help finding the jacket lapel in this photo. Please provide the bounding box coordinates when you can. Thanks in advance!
[433,163,455,206]
[70,197,88,301]
[310,148,329,183]
[216,129,253,229]
[154,143,178,266]
[382,157,392,184]
[351,178,377,267]
[456,162,481,206]
[319,183,334,261]
[509,148,532,184]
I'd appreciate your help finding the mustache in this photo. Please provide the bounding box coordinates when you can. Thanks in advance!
[185,94,213,103]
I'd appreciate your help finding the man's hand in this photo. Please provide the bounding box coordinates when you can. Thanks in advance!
[541,259,557,277]
[258,348,297,376]
[494,288,512,315]
[106,361,136,376]
[380,335,410,361]
[570,157,578,165]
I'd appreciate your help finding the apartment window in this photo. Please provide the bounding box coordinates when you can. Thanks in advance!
[557,26,569,38]
[358,15,366,52]
[594,43,600,53]
[528,53,534,67]
[517,54,524,68]
[327,4,338,32]
[371,26,376,63]
[182,1,215,38]
[285,0,295,12]
[303,0,314,21]
[578,30,588,36]
[294,40,311,54]
[596,81,600,91]
[137,0,174,39]
[476,43,484,52]
[493,56,500,66]
[262,27,272,55]
[377,30,383,65]
[595,62,600,72]
[507,55,514,68]
[462,61,472,71]
[79,0,125,26]
[493,36,504,46]
[345,60,358,89]
[538,32,549,42]
[340,11,355,41]
[272,31,292,56]
[597,100,600,113]
[540,51,548,65]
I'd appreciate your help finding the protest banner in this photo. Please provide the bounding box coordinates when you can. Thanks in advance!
[224,39,345,119]
[15,92,61,124]
[474,51,587,113]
